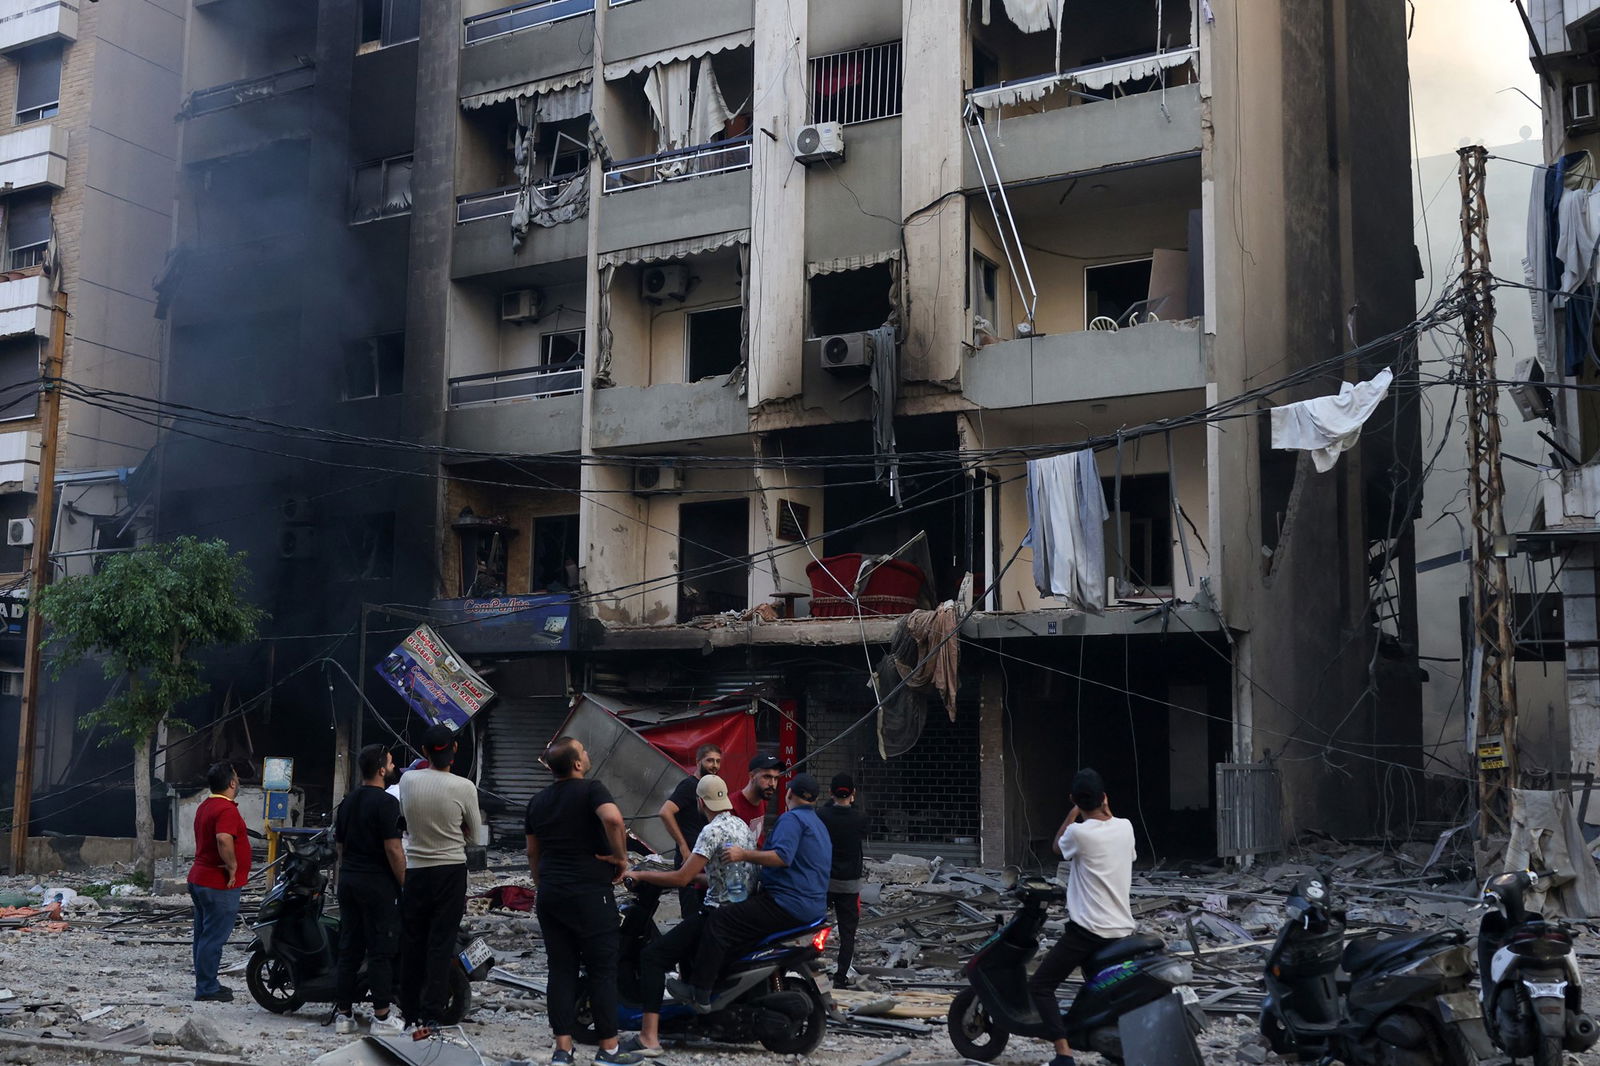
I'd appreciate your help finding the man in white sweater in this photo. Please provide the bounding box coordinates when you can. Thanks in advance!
[1027,768,1136,1066]
[396,723,483,1030]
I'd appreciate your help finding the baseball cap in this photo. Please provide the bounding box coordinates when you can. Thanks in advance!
[788,772,821,801]
[421,723,457,754]
[748,754,786,773]
[831,773,855,795]
[695,774,733,812]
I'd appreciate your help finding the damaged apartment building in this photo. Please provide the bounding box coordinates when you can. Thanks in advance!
[147,0,1421,866]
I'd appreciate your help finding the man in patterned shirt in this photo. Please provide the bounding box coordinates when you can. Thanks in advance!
[618,775,754,1058]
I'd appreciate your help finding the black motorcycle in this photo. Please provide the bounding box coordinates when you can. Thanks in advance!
[575,880,830,1055]
[243,828,495,1023]
[1261,871,1483,1065]
[946,871,1202,1064]
[1478,869,1600,1065]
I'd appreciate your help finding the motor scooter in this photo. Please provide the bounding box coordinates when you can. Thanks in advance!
[945,870,1202,1064]
[1260,871,1485,1065]
[243,828,495,1023]
[1478,869,1600,1065]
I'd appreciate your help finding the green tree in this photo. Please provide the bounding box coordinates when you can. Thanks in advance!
[35,537,263,881]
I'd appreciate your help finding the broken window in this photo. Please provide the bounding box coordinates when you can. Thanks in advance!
[1259,410,1299,566]
[350,155,413,223]
[15,45,60,125]
[342,333,405,399]
[970,253,999,337]
[541,329,584,367]
[685,305,742,381]
[331,512,395,581]
[1101,473,1173,594]
[678,497,748,621]
[359,0,420,48]
[532,514,579,593]
[4,192,49,271]
[1084,257,1153,328]
[0,337,39,421]
[809,41,903,126]
[810,262,894,336]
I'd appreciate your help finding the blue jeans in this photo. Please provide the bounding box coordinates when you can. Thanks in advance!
[189,882,242,995]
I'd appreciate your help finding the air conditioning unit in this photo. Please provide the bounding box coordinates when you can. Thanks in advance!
[632,462,681,495]
[1571,81,1599,128]
[640,265,690,304]
[810,330,887,371]
[1510,355,1551,422]
[279,526,315,559]
[281,495,314,523]
[501,289,542,324]
[5,518,32,548]
[794,122,845,165]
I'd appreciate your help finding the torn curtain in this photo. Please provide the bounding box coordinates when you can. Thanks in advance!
[1024,450,1109,612]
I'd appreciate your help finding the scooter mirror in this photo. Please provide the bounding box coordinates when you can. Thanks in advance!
[1000,865,1021,890]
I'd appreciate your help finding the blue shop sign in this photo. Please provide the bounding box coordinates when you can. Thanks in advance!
[430,595,573,654]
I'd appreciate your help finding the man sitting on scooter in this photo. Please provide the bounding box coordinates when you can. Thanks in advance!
[689,772,832,1010]
[1028,768,1137,1066]
[617,774,755,1057]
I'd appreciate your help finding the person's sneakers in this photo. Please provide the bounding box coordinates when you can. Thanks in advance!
[333,1012,357,1035]
[1043,1055,1076,1066]
[691,986,715,1011]
[549,1049,575,1066]
[616,1035,663,1059]
[370,1012,406,1035]
[193,988,233,1002]
[594,1046,645,1066]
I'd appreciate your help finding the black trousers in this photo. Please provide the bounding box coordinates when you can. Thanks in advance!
[537,880,619,1041]
[677,883,706,920]
[336,868,401,1012]
[692,893,801,991]
[399,864,467,1023]
[638,907,706,1012]
[1027,921,1116,1041]
[827,892,860,976]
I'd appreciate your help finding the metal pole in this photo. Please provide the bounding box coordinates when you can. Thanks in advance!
[10,291,68,873]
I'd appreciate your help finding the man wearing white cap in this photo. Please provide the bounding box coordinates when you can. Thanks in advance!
[618,774,755,1058]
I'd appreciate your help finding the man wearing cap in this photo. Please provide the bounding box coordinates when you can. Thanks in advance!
[657,743,722,917]
[396,723,483,1031]
[690,772,831,1008]
[730,754,784,841]
[817,773,868,987]
[618,774,755,1057]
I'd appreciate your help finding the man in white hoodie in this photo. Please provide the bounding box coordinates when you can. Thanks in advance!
[1027,768,1137,1066]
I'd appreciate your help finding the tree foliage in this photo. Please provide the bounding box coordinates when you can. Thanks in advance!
[35,537,264,742]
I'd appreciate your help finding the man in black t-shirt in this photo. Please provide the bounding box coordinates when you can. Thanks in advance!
[816,773,868,986]
[657,743,722,917]
[333,744,406,1034]
[525,736,641,1066]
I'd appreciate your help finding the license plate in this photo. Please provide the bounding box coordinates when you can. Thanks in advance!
[459,937,494,972]
[1177,986,1200,1006]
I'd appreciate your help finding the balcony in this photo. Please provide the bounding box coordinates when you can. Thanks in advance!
[0,0,75,53]
[452,184,589,278]
[460,1,594,102]
[444,388,582,456]
[0,274,52,338]
[179,66,316,164]
[590,376,748,449]
[963,79,1201,190]
[963,318,1207,409]
[601,0,752,72]
[0,125,66,193]
[449,362,583,406]
[597,140,751,252]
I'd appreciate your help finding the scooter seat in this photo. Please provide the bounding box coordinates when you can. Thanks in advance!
[1341,930,1455,976]
[752,916,826,948]
[1086,933,1165,970]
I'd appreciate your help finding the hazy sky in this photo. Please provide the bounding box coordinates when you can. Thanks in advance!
[1409,0,1542,156]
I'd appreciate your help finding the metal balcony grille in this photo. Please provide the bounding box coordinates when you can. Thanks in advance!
[449,362,583,407]
[185,65,316,117]
[809,41,903,127]
[463,0,593,45]
[1216,762,1283,858]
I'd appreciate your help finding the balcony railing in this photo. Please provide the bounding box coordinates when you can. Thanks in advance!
[603,136,752,193]
[449,362,584,406]
[184,64,316,118]
[464,0,593,44]
[455,179,580,223]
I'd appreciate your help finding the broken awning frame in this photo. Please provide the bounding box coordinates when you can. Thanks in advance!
[598,226,748,269]
[462,68,593,112]
[602,28,754,81]
[966,46,1199,111]
[807,248,900,278]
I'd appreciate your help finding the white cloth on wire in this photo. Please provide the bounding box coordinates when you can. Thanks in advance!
[1527,167,1555,374]
[1024,450,1109,613]
[1269,368,1394,473]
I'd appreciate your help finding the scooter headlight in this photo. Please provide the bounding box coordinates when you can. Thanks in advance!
[1149,959,1194,986]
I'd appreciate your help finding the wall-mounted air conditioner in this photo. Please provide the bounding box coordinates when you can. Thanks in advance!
[794,122,845,165]
[810,330,888,371]
[501,289,542,324]
[5,518,32,548]
[279,526,315,559]
[641,265,690,304]
[633,462,681,495]
[281,495,314,523]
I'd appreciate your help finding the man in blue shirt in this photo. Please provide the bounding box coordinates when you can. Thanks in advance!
[689,772,831,1008]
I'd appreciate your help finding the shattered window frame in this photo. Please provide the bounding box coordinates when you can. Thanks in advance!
[349,155,414,225]
[341,332,406,400]
[358,0,421,49]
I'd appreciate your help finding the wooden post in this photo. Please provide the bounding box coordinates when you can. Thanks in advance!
[9,291,68,874]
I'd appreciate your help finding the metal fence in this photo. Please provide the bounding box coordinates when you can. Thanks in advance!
[449,363,584,407]
[809,40,903,126]
[1215,762,1283,858]
[463,0,593,45]
[186,65,316,117]
[602,137,752,193]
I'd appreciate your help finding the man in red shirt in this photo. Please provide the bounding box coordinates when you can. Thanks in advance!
[187,762,251,1002]
[729,755,784,843]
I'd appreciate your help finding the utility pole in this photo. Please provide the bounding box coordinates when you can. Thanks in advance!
[9,290,67,874]
[1458,146,1518,857]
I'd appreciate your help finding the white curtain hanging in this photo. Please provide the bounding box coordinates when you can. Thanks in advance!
[688,56,733,152]
[643,59,693,171]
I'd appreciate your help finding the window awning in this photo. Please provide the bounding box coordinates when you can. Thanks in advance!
[967,47,1198,111]
[806,248,899,278]
[602,29,753,81]
[598,227,748,269]
[462,68,593,111]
